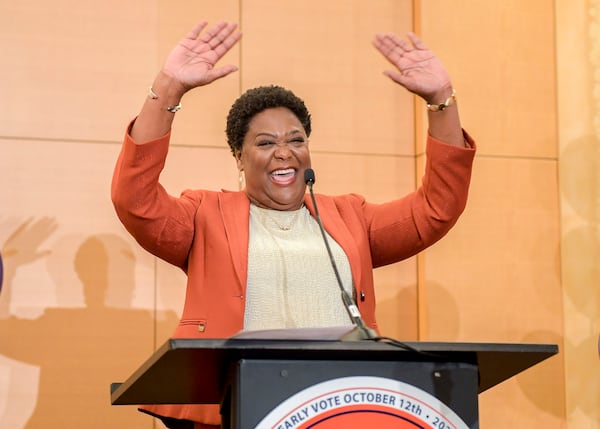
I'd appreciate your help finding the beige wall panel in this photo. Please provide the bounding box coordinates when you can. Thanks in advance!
[0,138,157,427]
[0,1,159,143]
[241,0,415,156]
[478,364,565,428]
[424,155,565,426]
[374,262,418,340]
[556,0,600,427]
[418,1,565,426]
[160,145,240,193]
[157,0,242,148]
[425,156,561,342]
[309,152,415,202]
[419,0,557,159]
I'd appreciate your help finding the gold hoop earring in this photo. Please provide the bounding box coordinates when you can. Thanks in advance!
[238,170,245,191]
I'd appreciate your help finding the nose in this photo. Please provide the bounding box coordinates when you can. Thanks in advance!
[273,142,292,159]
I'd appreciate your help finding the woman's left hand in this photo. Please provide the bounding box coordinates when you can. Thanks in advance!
[373,32,452,103]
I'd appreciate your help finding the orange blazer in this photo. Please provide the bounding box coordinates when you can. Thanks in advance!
[111,127,476,425]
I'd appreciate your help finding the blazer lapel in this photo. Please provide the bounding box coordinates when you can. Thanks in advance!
[219,191,250,293]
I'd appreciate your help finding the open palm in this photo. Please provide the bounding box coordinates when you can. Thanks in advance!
[163,21,242,91]
[373,32,452,103]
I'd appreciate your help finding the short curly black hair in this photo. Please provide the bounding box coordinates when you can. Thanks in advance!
[226,85,312,156]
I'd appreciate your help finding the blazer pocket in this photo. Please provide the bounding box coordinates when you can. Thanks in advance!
[179,319,208,333]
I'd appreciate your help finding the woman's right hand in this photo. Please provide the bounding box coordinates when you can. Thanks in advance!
[162,20,242,93]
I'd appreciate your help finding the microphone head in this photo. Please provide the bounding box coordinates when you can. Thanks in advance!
[304,168,316,185]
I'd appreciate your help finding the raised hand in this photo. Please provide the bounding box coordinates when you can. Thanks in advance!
[373,32,452,103]
[162,21,242,91]
[2,217,58,267]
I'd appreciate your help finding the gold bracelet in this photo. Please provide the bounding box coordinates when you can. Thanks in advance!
[148,86,159,99]
[166,103,182,113]
[148,86,182,113]
[426,89,456,112]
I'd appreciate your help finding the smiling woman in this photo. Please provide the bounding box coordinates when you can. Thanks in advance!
[110,19,476,429]
[234,103,311,211]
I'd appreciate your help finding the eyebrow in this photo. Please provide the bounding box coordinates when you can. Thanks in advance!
[254,129,304,139]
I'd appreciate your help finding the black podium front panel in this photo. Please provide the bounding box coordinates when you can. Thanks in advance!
[225,359,479,429]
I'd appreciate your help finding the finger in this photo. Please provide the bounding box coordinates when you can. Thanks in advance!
[30,218,58,237]
[373,35,404,67]
[199,21,230,48]
[186,21,208,40]
[216,22,239,40]
[388,33,413,53]
[383,70,405,86]
[213,30,242,57]
[373,33,396,56]
[372,36,395,61]
[406,32,428,50]
[4,218,34,244]
[204,20,228,37]
[205,65,239,83]
[210,22,239,51]
[32,250,52,261]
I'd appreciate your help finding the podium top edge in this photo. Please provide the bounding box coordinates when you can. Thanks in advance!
[166,338,559,354]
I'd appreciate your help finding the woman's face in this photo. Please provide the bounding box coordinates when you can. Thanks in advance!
[236,107,311,211]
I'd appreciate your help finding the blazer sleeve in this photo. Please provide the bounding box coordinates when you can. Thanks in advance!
[111,122,200,268]
[366,130,476,267]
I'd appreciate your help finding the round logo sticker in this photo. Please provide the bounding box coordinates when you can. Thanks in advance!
[256,376,469,429]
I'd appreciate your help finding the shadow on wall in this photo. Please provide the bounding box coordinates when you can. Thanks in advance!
[375,283,419,340]
[422,281,461,342]
[375,280,461,342]
[0,219,179,429]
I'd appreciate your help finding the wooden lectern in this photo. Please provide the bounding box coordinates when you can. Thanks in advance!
[111,333,557,429]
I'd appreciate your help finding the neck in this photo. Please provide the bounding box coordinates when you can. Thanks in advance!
[246,193,305,211]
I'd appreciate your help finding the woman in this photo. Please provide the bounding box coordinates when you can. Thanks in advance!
[111,19,475,429]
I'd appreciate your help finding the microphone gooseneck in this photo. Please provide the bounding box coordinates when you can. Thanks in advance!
[301,168,441,353]
[304,168,376,341]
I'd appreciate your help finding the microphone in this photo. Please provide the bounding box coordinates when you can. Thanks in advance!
[304,168,377,341]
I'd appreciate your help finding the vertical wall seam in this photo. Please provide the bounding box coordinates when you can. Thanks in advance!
[412,0,428,341]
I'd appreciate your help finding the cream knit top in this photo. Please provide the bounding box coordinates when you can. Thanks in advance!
[244,204,354,330]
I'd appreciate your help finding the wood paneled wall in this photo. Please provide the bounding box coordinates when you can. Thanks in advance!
[556,0,600,427]
[0,0,584,428]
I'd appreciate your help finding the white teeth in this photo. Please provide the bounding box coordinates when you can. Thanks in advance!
[272,168,295,175]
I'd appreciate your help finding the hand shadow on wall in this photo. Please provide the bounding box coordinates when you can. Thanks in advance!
[0,217,57,429]
[0,217,58,319]
[0,228,179,429]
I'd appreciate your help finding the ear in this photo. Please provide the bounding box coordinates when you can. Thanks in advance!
[235,150,243,171]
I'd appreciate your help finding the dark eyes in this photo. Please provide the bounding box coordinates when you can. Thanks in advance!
[257,138,305,147]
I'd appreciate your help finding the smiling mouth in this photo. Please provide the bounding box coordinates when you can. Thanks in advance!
[270,168,296,184]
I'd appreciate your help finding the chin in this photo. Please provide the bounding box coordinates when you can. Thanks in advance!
[275,198,305,211]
